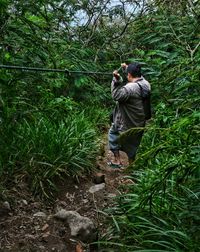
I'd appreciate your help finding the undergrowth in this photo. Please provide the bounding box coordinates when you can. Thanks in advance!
[0,107,108,198]
[0,1,200,250]
[98,4,200,251]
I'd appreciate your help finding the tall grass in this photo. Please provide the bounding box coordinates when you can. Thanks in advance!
[98,11,200,250]
[0,111,99,197]
[99,110,200,251]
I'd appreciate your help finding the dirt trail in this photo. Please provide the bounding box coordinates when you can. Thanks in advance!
[0,140,132,252]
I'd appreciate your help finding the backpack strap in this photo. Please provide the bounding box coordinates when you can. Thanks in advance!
[136,82,143,98]
[135,81,152,120]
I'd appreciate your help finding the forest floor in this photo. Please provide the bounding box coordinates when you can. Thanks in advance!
[0,138,134,252]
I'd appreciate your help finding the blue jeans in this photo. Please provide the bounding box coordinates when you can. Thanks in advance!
[108,123,121,153]
[108,123,143,160]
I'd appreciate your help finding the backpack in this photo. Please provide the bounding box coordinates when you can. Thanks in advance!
[137,82,152,120]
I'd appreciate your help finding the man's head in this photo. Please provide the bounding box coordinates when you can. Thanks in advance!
[127,62,141,81]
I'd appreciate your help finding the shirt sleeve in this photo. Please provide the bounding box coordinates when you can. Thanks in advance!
[111,78,130,102]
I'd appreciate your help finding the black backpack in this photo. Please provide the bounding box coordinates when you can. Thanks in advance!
[137,82,152,120]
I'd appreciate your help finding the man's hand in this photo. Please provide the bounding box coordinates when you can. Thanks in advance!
[113,70,120,81]
[121,63,128,70]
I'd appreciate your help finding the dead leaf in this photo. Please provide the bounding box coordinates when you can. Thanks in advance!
[76,242,84,252]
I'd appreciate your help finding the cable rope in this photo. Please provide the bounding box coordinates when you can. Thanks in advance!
[0,64,117,76]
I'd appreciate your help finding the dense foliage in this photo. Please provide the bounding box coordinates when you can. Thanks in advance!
[99,1,200,252]
[0,0,200,250]
[0,0,112,197]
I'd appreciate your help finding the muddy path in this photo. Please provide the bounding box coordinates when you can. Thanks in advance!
[0,139,133,252]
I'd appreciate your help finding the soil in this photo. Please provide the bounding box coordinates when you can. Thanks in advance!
[0,139,133,252]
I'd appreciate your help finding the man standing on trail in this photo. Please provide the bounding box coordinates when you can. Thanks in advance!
[108,62,151,168]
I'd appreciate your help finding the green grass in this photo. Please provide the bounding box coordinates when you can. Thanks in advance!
[0,111,99,198]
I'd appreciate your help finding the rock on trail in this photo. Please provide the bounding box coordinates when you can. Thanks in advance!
[54,209,97,243]
[0,141,130,251]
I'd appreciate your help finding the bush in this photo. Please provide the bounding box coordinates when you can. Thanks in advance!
[0,112,98,198]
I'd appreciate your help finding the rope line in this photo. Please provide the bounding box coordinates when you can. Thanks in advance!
[0,64,114,76]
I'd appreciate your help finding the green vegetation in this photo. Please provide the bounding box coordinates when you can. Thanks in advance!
[98,2,200,251]
[0,0,199,250]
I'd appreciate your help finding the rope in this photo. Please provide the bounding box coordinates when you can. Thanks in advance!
[0,64,114,76]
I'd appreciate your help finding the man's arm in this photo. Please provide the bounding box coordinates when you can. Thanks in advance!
[111,71,130,102]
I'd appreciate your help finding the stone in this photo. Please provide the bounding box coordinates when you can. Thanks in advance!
[3,201,11,210]
[107,193,117,198]
[88,183,105,193]
[35,225,40,230]
[30,202,41,209]
[38,246,46,250]
[33,211,47,218]
[41,223,49,231]
[93,173,105,184]
[58,201,67,207]
[54,209,97,243]
[21,199,28,205]
[25,234,36,240]
[41,231,50,242]
[54,209,70,220]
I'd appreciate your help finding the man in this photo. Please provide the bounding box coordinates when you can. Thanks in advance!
[108,62,151,168]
